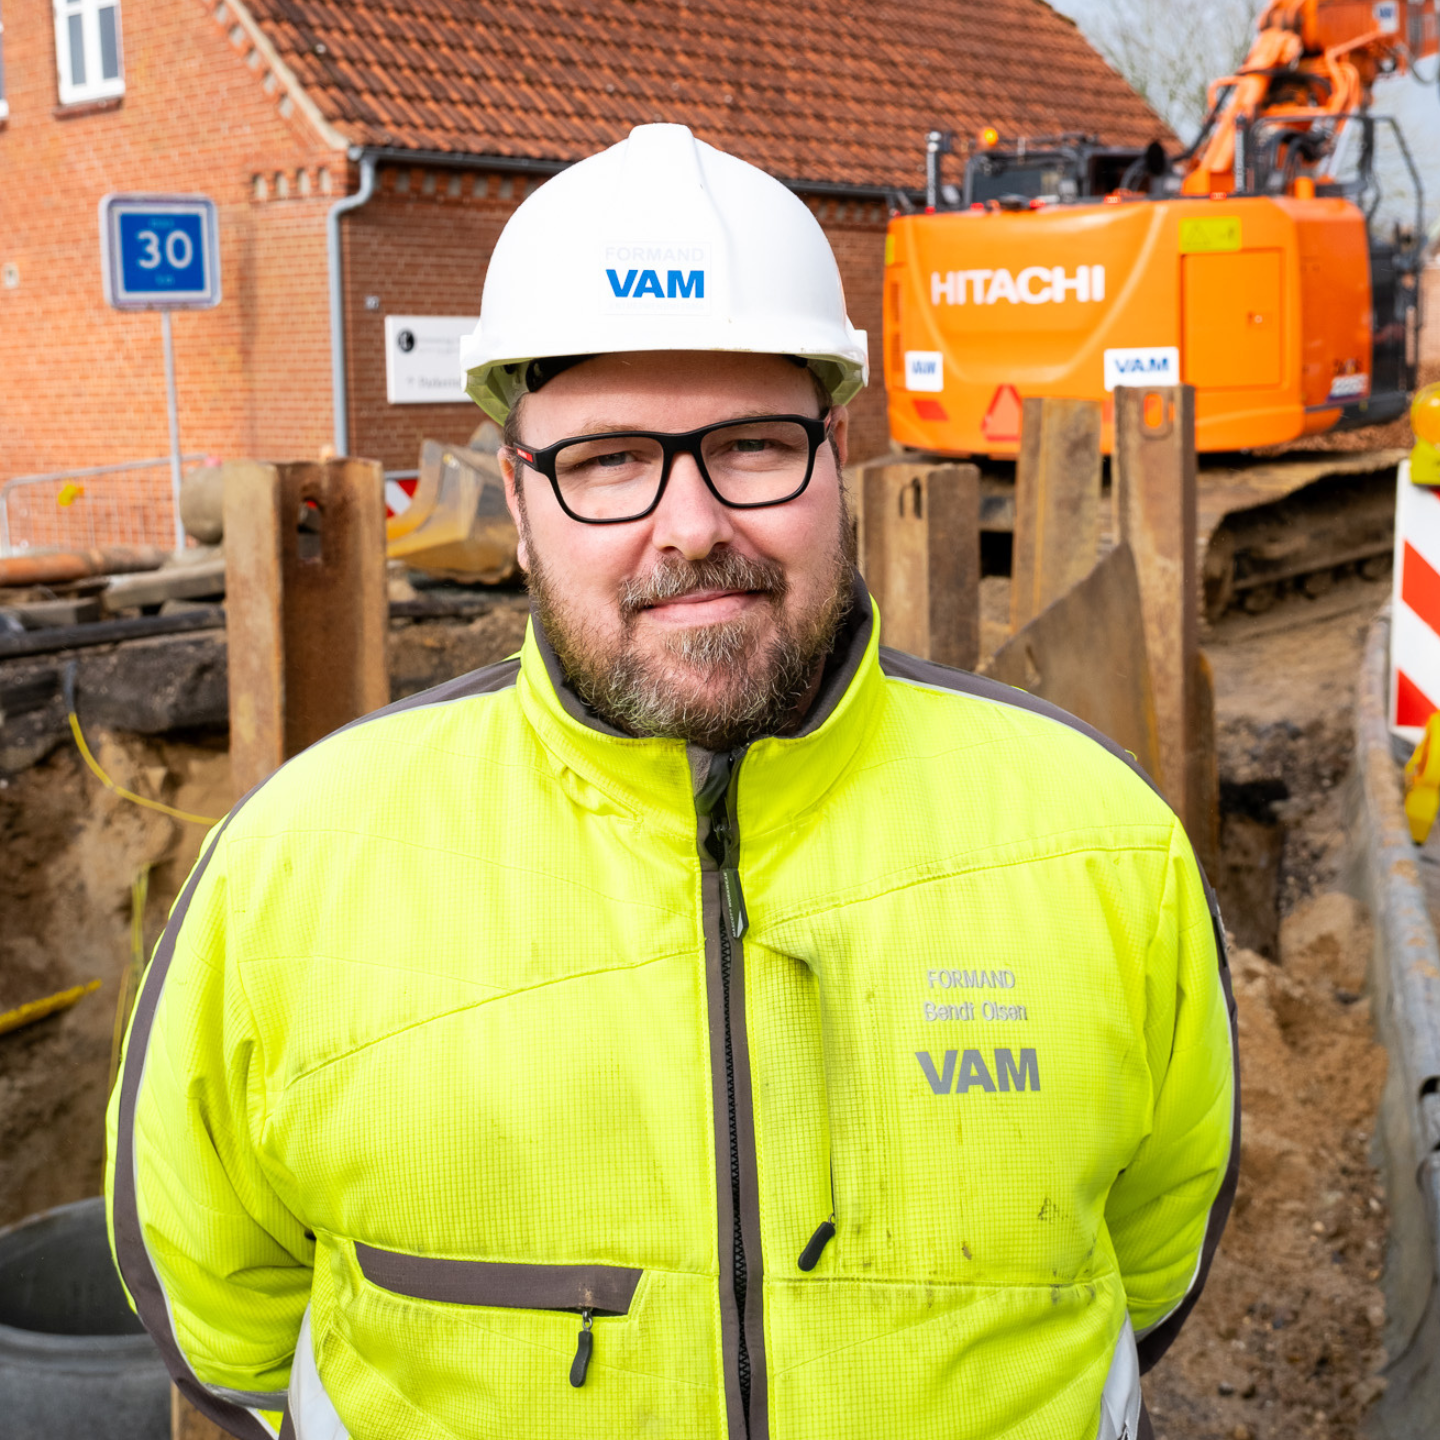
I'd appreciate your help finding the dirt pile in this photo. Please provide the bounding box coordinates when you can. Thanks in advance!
[0,732,229,1226]
[1147,892,1389,1440]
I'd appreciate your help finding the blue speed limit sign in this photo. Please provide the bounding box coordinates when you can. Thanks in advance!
[99,194,221,309]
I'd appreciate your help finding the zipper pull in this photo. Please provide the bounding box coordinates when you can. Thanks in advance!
[570,1309,594,1388]
[797,1214,836,1272]
[721,865,749,939]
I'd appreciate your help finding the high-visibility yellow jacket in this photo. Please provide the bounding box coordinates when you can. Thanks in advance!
[107,584,1237,1440]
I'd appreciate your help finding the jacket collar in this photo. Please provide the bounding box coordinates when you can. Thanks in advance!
[515,571,885,839]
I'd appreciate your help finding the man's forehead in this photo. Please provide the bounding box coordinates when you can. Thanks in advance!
[522,350,821,437]
[561,405,803,436]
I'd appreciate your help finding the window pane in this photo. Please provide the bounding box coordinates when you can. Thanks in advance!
[68,12,86,86]
[98,5,119,81]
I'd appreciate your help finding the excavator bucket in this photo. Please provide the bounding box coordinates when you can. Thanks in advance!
[386,438,519,584]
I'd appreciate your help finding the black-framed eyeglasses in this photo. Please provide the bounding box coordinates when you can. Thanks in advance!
[508,413,833,524]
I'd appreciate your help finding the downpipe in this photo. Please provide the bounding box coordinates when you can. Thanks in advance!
[326,151,378,458]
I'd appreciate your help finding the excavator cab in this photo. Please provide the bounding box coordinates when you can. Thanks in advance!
[961,136,1162,208]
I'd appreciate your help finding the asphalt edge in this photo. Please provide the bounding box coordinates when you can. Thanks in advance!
[1353,604,1440,1438]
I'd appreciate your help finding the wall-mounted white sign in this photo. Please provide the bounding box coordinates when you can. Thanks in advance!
[384,315,477,405]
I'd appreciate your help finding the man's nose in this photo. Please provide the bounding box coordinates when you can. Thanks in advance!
[648,451,736,559]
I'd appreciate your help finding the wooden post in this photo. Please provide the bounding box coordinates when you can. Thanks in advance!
[1113,385,1216,863]
[223,457,389,799]
[859,460,980,668]
[173,1388,237,1440]
[1011,397,1103,631]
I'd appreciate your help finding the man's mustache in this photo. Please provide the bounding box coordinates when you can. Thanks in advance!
[620,550,788,618]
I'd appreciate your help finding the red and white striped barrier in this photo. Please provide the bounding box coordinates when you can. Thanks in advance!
[1390,459,1440,741]
[384,475,418,519]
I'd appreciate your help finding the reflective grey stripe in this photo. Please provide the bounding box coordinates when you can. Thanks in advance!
[701,865,753,1440]
[287,1307,348,1440]
[878,645,1241,1374]
[110,808,269,1440]
[1134,928,1241,1374]
[1094,1316,1141,1440]
[878,646,1163,795]
[210,1387,290,1409]
[109,656,523,1440]
[354,1246,641,1314]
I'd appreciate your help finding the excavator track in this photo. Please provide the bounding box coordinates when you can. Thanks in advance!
[1196,449,1404,621]
[962,447,1405,623]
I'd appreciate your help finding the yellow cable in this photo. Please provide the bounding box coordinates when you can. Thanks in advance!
[67,710,221,826]
[0,980,102,1038]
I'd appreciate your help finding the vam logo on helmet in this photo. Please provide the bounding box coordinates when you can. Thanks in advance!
[602,241,712,314]
[607,268,704,299]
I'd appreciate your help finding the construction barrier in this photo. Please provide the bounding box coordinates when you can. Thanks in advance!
[1389,458,1440,742]
[0,457,206,555]
[1352,605,1440,1440]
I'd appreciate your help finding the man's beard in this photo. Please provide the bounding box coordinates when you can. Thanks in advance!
[525,507,856,752]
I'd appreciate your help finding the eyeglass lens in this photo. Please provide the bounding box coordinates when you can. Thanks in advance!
[553,418,815,521]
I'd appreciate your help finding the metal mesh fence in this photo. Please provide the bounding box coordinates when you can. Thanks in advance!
[0,457,205,554]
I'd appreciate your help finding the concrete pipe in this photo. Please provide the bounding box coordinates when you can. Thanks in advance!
[0,1197,169,1438]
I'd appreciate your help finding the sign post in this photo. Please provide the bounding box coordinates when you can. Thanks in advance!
[100,194,221,550]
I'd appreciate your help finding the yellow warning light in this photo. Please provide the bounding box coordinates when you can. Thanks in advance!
[1414,383,1440,446]
[980,127,999,148]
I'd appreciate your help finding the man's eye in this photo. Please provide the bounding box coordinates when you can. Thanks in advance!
[594,450,634,468]
[731,438,771,453]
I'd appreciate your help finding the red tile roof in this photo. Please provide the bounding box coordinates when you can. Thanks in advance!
[247,0,1170,190]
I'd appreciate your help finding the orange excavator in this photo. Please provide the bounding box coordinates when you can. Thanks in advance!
[884,0,1439,614]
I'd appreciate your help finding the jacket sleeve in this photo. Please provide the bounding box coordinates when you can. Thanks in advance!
[1104,818,1239,1371]
[105,819,312,1439]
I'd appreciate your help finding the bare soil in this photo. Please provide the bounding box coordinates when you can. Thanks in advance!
[0,732,230,1227]
[0,605,530,1231]
[1145,578,1394,1440]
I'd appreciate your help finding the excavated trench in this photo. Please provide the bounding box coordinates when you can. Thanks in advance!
[0,576,1398,1439]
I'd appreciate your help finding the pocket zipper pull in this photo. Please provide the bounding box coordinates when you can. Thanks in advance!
[797,1215,836,1272]
[570,1309,594,1388]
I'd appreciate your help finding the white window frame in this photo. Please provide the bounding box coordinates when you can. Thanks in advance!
[54,0,124,107]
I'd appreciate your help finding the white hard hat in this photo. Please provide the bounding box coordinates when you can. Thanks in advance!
[460,123,869,422]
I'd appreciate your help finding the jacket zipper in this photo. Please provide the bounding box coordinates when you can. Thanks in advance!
[698,747,753,1430]
[570,1308,594,1387]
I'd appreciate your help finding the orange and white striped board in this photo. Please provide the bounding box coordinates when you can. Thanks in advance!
[1390,459,1440,741]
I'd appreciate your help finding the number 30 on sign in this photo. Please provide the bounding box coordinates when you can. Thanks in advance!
[99,194,221,310]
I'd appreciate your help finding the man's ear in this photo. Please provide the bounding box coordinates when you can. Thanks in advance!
[829,404,850,468]
[499,449,531,572]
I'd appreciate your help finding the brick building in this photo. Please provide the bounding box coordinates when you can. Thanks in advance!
[0,0,1165,527]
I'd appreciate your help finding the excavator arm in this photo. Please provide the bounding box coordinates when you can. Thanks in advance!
[1183,0,1438,195]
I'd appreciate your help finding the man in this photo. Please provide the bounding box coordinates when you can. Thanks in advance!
[108,124,1237,1440]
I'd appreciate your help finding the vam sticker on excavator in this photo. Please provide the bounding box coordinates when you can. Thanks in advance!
[1103,346,1181,391]
[905,351,945,392]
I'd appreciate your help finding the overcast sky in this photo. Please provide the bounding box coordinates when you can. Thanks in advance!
[1047,0,1440,231]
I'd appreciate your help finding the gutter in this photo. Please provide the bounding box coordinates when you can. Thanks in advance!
[345,143,898,201]
[326,150,378,457]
